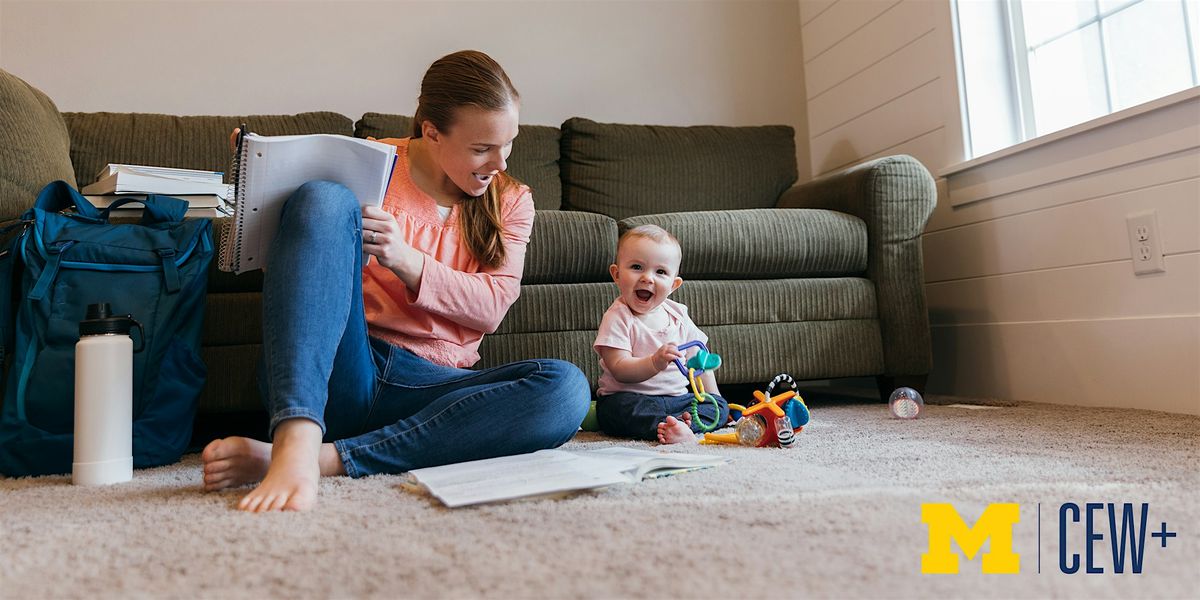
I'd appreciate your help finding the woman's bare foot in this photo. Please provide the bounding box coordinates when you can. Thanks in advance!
[202,436,272,491]
[237,419,322,512]
[657,414,698,444]
[202,434,348,496]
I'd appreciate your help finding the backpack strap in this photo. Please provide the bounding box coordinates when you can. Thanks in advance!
[157,248,181,293]
[27,240,74,301]
[0,219,31,381]
[101,194,188,225]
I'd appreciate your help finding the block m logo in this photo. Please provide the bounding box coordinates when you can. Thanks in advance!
[922,503,1021,574]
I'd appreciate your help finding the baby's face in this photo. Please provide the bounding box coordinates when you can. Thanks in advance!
[610,236,683,315]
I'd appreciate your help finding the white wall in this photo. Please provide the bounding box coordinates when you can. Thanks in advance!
[799,0,1200,415]
[0,0,809,178]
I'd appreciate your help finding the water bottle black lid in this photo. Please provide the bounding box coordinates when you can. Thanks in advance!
[79,303,136,337]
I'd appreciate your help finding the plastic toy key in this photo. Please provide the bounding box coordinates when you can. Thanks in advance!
[672,340,724,433]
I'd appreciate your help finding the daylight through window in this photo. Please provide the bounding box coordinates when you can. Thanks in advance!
[954,0,1199,158]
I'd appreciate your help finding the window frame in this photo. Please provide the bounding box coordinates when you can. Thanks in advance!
[957,0,1200,160]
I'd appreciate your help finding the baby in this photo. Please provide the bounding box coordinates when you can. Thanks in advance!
[592,225,729,444]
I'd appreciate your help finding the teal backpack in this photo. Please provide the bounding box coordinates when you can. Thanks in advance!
[0,181,213,477]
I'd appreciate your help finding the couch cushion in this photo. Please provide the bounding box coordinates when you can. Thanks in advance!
[0,69,77,220]
[620,209,867,279]
[482,278,882,386]
[495,277,877,335]
[560,117,797,220]
[523,210,617,284]
[62,112,354,190]
[354,112,562,210]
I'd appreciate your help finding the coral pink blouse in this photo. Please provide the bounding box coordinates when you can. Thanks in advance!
[362,138,534,368]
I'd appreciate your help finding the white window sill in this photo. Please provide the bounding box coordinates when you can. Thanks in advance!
[936,86,1200,208]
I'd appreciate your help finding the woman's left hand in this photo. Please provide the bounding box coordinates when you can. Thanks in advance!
[362,205,418,275]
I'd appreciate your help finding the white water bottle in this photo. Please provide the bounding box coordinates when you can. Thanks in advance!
[73,303,142,486]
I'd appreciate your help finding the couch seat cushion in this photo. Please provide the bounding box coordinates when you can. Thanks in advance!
[523,210,617,284]
[495,278,877,335]
[560,117,797,220]
[0,68,77,220]
[62,112,353,190]
[620,208,867,279]
[354,113,562,210]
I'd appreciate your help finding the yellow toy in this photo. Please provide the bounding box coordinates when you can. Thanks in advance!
[672,340,724,433]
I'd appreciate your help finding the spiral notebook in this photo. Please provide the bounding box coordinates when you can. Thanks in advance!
[218,131,398,274]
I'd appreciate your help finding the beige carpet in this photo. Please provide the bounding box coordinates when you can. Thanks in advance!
[2,396,1197,599]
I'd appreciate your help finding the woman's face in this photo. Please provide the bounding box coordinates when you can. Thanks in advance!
[426,104,519,198]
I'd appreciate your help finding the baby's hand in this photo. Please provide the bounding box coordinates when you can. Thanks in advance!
[650,343,684,372]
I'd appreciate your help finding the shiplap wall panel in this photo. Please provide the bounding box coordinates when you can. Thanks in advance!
[811,79,944,173]
[802,0,899,61]
[927,254,1200,325]
[807,28,941,137]
[929,317,1200,415]
[945,99,1200,207]
[923,178,1200,282]
[861,127,946,172]
[927,148,1200,232]
[804,0,934,99]
[797,0,1198,413]
[799,0,837,25]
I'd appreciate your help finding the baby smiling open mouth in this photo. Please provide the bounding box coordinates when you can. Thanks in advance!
[636,290,653,301]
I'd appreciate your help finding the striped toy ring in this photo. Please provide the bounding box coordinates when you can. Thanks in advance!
[764,373,798,398]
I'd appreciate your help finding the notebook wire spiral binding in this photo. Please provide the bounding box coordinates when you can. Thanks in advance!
[217,124,250,272]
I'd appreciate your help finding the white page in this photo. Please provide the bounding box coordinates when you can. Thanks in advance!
[577,447,729,479]
[406,449,635,508]
[405,447,729,507]
[229,134,395,273]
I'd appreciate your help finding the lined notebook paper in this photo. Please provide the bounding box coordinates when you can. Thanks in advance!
[218,133,397,274]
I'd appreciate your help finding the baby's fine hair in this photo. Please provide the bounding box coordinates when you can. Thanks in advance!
[618,224,681,254]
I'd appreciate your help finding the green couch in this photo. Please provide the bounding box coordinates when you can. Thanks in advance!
[1,68,936,420]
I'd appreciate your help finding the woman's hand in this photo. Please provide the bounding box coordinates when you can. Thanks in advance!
[362,205,422,283]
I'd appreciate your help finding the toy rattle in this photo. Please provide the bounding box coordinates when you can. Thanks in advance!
[888,386,924,419]
[672,340,724,433]
[702,373,810,447]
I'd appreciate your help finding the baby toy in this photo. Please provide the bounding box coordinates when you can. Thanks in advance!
[888,386,924,419]
[701,373,811,448]
[672,340,724,433]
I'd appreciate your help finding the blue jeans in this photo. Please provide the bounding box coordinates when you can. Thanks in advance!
[595,391,730,441]
[258,181,590,477]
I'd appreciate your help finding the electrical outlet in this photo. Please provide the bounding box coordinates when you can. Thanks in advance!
[1126,211,1166,275]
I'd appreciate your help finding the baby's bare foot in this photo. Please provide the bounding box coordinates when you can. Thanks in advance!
[657,415,698,445]
[201,436,271,491]
[237,419,322,513]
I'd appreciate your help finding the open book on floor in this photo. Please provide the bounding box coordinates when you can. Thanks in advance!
[403,447,729,508]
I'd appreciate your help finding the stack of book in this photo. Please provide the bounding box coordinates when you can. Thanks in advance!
[81,164,231,219]
[83,194,227,219]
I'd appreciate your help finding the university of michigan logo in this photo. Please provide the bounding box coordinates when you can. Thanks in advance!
[921,503,1021,574]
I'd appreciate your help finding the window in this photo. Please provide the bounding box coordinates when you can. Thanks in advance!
[953,0,1199,158]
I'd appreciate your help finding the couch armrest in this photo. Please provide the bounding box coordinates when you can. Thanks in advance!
[776,154,936,377]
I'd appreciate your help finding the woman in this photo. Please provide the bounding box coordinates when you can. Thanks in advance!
[201,50,590,512]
